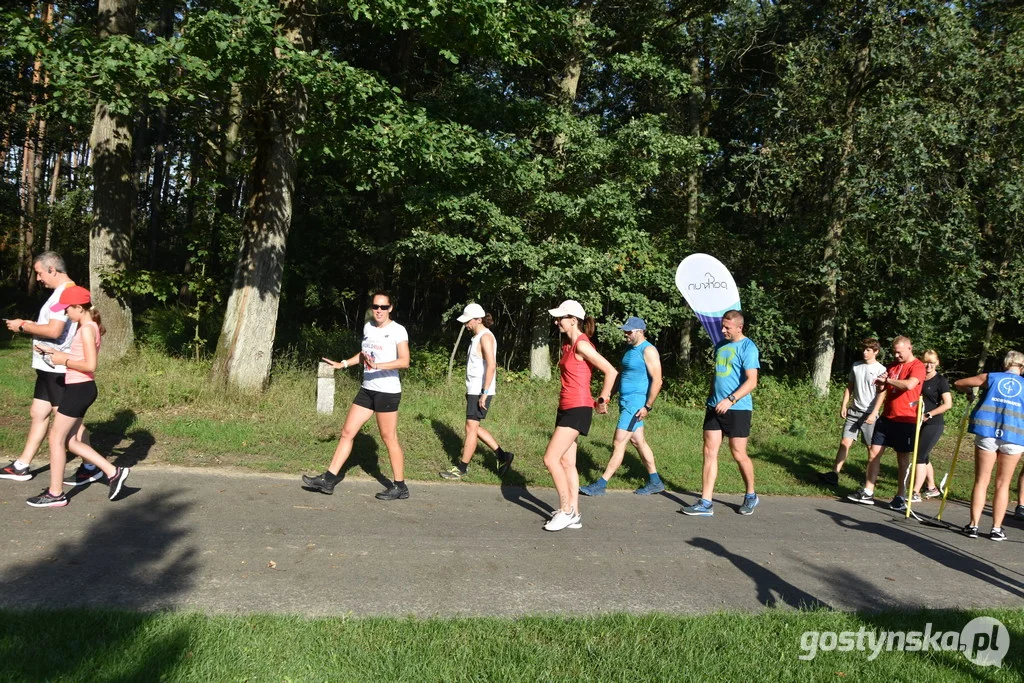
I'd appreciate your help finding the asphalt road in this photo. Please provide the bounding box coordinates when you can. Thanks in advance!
[2,466,1022,617]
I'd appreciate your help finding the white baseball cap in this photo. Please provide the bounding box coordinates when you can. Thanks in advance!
[457,303,486,323]
[548,300,586,319]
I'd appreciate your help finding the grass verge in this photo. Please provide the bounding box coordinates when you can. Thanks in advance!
[0,608,1021,681]
[0,338,984,501]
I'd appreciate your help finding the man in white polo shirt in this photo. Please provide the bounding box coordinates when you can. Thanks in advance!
[1,252,99,485]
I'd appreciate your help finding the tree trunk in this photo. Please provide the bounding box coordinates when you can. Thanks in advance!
[88,0,139,360]
[679,49,706,366]
[44,148,62,250]
[211,81,243,275]
[810,27,872,396]
[529,307,552,381]
[530,1,591,381]
[146,0,174,268]
[210,0,311,392]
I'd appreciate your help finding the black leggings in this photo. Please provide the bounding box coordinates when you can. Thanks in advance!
[916,422,944,465]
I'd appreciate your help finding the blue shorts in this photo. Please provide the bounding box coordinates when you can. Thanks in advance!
[617,396,646,432]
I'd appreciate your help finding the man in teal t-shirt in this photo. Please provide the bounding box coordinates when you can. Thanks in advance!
[681,309,761,517]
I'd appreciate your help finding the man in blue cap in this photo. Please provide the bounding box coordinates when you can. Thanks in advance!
[579,316,664,496]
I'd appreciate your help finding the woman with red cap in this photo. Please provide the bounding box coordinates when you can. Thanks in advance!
[27,286,130,507]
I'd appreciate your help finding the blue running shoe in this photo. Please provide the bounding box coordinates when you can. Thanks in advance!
[680,499,714,516]
[579,482,606,497]
[634,480,665,495]
[739,493,760,515]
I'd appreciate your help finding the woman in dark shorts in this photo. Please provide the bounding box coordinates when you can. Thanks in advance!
[303,292,411,501]
[26,286,130,508]
[542,300,617,532]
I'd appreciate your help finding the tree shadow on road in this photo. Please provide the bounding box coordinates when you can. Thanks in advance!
[818,507,1024,599]
[688,537,832,610]
[90,409,155,468]
[0,488,199,679]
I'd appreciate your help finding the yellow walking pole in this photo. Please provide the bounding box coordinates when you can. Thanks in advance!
[905,399,925,518]
[937,407,972,522]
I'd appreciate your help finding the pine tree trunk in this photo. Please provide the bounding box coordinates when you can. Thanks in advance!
[679,50,705,366]
[210,0,310,392]
[44,148,62,250]
[88,0,139,360]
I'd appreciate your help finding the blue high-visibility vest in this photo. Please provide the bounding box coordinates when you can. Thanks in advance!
[969,372,1024,445]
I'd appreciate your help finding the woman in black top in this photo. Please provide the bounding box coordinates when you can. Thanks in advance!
[912,349,952,501]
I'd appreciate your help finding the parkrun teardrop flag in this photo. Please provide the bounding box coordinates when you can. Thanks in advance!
[675,253,741,346]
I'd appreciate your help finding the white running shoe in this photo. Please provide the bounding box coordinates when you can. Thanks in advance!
[544,509,578,531]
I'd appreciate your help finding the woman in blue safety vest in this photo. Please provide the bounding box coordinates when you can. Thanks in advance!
[954,350,1024,541]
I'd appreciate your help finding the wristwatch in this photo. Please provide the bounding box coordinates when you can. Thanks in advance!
[727,394,738,404]
[19,323,25,333]
[597,396,607,405]
[644,404,653,412]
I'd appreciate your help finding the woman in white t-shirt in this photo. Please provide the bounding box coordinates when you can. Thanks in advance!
[302,292,411,500]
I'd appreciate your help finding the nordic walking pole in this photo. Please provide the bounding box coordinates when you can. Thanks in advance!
[906,399,925,519]
[937,404,972,522]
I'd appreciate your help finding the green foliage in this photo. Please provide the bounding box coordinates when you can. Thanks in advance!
[2,0,1023,386]
[136,305,223,359]
[406,345,451,384]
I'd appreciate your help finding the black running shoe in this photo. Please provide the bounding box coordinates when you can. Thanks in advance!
[498,452,515,477]
[65,463,105,487]
[26,489,68,508]
[962,524,979,539]
[375,485,409,500]
[0,461,32,481]
[302,472,337,495]
[108,467,130,500]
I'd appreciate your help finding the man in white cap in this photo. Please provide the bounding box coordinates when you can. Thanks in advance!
[440,303,514,480]
[579,316,664,496]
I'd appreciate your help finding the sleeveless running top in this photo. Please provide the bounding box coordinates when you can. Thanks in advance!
[620,340,652,398]
[466,328,497,396]
[559,334,593,410]
[66,321,100,385]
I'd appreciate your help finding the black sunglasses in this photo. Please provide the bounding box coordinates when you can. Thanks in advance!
[371,304,391,311]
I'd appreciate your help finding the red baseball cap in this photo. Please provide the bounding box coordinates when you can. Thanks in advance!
[50,285,91,312]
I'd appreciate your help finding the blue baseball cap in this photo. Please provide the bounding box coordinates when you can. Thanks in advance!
[619,316,647,332]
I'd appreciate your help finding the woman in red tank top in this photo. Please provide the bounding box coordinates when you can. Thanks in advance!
[542,300,617,532]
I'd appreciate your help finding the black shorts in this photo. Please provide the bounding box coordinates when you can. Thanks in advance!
[58,381,97,419]
[555,406,593,436]
[33,370,66,405]
[466,394,493,421]
[915,422,944,465]
[353,387,401,413]
[703,407,752,439]
[870,417,916,453]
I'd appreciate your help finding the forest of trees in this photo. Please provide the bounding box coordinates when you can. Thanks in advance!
[1,0,1021,392]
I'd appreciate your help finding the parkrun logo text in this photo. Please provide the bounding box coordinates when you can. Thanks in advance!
[687,272,731,291]
[798,617,1009,666]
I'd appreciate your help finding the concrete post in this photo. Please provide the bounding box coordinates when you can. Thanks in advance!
[316,361,335,414]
